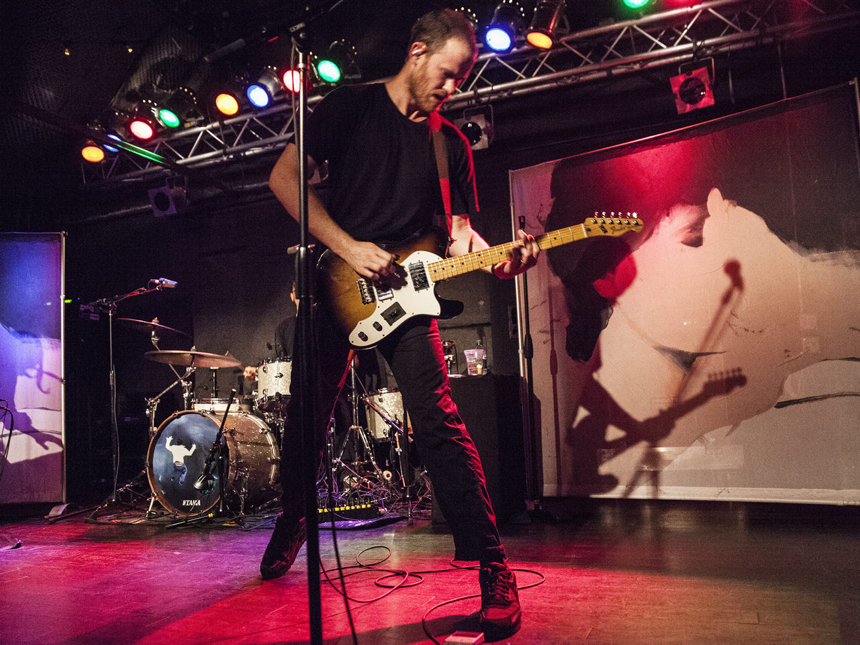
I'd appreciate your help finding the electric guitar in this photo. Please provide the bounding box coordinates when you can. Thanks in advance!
[317,214,643,349]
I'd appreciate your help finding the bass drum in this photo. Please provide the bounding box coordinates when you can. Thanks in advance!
[146,410,279,516]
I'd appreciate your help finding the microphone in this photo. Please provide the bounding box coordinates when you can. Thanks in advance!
[193,469,215,492]
[151,278,178,289]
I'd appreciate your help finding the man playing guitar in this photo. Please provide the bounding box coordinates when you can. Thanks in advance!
[261,9,539,637]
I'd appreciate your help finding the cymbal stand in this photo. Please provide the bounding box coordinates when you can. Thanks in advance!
[362,396,414,525]
[145,366,197,437]
[209,367,220,399]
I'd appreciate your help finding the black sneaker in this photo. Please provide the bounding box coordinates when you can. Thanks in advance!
[260,516,307,580]
[479,561,522,637]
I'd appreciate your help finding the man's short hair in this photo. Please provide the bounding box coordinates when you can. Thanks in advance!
[409,9,477,59]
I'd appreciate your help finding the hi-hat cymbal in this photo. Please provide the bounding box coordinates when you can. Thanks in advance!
[119,318,190,339]
[144,350,241,368]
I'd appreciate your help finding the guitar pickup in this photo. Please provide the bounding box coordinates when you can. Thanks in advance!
[376,286,394,302]
[381,302,405,326]
[408,261,429,291]
[356,278,375,305]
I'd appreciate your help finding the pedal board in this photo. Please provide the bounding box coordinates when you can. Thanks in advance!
[317,502,381,523]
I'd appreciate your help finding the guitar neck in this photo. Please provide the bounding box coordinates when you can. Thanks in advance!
[428,216,640,281]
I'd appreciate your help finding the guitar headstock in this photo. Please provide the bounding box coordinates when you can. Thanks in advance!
[586,212,644,237]
[703,368,748,397]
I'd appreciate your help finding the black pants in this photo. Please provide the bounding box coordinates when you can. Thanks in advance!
[275,303,505,563]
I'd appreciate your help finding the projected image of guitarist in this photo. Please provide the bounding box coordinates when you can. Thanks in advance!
[260,10,539,637]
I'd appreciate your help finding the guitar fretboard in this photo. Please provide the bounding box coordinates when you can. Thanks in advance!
[426,216,641,281]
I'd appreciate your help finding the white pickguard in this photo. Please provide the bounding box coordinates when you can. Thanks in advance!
[348,250,443,348]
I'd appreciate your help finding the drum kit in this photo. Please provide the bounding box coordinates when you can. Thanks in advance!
[117,317,415,521]
[115,317,284,520]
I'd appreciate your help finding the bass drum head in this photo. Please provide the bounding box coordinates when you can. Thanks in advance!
[147,411,222,516]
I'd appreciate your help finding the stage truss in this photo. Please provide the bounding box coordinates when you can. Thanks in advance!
[81,0,860,185]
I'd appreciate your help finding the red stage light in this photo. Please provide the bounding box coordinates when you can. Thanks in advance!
[129,118,155,140]
[282,69,301,93]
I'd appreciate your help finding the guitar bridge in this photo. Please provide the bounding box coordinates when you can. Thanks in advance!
[356,278,375,305]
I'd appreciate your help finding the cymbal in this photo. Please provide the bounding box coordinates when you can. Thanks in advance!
[118,317,190,339]
[144,350,241,368]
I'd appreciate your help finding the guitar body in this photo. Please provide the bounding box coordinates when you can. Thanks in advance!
[317,214,643,349]
[317,228,463,349]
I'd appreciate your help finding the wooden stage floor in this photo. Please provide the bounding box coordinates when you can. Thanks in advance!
[1,498,858,645]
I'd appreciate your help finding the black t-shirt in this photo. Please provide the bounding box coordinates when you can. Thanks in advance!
[305,83,479,245]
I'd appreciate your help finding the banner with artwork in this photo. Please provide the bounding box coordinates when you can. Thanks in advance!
[511,84,860,503]
[0,233,65,504]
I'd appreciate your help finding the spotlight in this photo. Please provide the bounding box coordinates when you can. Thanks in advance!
[527,0,566,49]
[313,40,359,85]
[148,179,187,217]
[670,60,715,114]
[281,68,302,94]
[622,0,652,8]
[484,1,524,54]
[246,67,283,108]
[80,141,105,163]
[120,97,159,140]
[453,106,494,151]
[128,116,155,140]
[157,87,197,127]
[214,89,242,117]
[455,6,479,32]
[89,117,125,152]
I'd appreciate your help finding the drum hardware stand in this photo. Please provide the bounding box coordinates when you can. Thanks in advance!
[337,363,388,484]
[209,367,220,399]
[362,396,414,525]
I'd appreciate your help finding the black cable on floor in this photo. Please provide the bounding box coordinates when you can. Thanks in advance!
[318,546,546,644]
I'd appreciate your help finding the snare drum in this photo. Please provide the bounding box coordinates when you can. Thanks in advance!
[192,397,254,415]
[146,410,279,515]
[257,358,292,412]
[362,388,407,442]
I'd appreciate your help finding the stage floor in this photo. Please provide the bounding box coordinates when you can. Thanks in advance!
[1,498,858,644]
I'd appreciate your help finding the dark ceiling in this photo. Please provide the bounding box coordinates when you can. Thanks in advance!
[2,0,859,232]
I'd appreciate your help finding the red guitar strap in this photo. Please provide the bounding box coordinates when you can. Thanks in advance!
[429,113,453,235]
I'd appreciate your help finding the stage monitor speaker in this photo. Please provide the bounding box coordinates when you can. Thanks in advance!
[432,374,527,524]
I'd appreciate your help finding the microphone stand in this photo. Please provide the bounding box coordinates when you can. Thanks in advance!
[86,280,174,507]
[167,390,236,529]
[291,35,323,645]
[517,215,541,506]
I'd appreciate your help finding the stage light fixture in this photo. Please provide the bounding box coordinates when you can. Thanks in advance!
[128,116,155,140]
[527,0,566,49]
[313,40,359,85]
[484,1,524,53]
[670,60,715,114]
[455,6,479,31]
[148,179,187,217]
[80,141,105,163]
[246,67,283,108]
[281,69,302,93]
[622,0,652,8]
[453,106,494,151]
[215,90,241,117]
[89,116,125,152]
[157,87,198,128]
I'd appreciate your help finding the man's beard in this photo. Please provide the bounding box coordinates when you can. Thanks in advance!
[408,68,445,114]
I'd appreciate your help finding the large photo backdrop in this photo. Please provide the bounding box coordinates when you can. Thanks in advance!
[511,83,860,503]
[0,233,65,504]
